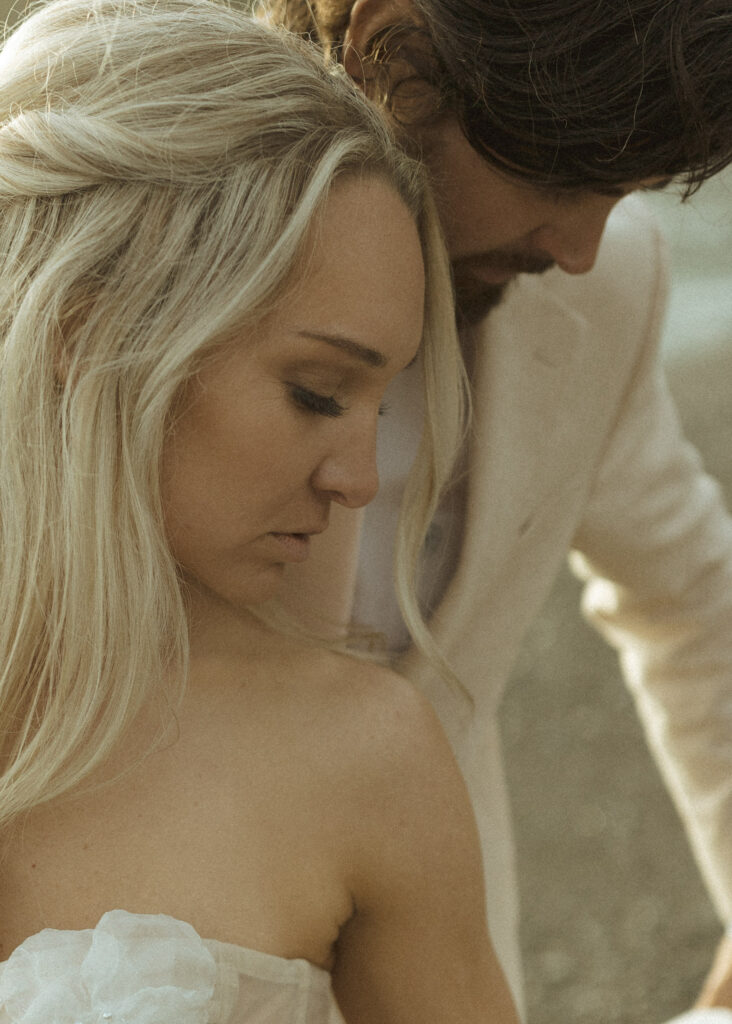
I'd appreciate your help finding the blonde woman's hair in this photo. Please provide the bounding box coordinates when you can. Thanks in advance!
[0,0,466,827]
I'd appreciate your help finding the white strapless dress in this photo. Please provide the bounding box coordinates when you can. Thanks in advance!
[0,910,346,1024]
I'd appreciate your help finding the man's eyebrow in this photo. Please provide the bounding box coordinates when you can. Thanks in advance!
[296,330,387,368]
[592,177,675,198]
[640,177,675,192]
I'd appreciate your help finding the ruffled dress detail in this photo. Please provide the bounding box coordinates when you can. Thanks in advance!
[0,910,345,1024]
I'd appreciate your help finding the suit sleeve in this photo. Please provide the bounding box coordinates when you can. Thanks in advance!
[570,214,732,923]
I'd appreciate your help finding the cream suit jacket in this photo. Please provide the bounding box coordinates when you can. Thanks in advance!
[287,195,732,1013]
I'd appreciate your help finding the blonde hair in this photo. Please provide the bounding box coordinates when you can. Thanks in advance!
[0,0,466,827]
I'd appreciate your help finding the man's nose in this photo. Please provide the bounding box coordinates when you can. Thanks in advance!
[530,198,619,275]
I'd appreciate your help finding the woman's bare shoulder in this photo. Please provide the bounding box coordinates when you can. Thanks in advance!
[290,648,451,765]
[294,650,471,844]
[193,637,464,836]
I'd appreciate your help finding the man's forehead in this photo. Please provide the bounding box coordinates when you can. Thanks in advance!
[462,136,676,196]
[487,159,677,200]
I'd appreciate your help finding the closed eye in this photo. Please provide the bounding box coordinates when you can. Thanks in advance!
[639,178,675,193]
[288,384,345,418]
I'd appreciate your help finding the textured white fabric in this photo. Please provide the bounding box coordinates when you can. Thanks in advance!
[0,911,345,1024]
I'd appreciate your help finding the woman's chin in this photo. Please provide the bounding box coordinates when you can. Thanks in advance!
[181,564,287,621]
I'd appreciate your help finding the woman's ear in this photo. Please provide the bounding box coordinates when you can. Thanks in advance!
[343,0,422,83]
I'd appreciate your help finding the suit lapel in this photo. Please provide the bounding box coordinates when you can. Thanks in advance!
[463,274,586,573]
[401,274,587,700]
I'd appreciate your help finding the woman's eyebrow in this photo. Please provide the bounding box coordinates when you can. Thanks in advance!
[297,330,387,368]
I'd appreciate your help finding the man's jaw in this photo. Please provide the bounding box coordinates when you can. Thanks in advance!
[451,251,556,328]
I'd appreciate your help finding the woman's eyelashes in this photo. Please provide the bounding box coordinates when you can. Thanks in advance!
[288,384,390,418]
[288,384,345,418]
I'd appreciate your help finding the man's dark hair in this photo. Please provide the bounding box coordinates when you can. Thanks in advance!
[268,0,732,196]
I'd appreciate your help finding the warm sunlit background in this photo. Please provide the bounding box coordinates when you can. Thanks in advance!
[2,0,731,1020]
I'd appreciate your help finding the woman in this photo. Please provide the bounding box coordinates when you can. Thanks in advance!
[0,1,518,1021]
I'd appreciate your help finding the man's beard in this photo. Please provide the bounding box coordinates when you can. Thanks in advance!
[451,252,556,329]
[453,275,508,328]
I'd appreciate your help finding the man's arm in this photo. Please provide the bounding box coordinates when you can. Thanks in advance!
[568,220,732,1004]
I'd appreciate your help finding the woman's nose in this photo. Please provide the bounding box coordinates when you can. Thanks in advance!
[312,424,380,509]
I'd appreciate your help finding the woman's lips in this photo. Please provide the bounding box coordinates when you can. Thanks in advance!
[268,532,313,562]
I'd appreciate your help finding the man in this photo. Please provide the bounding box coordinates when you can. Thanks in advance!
[266,0,732,1016]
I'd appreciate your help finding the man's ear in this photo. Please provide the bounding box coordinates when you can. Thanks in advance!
[343,0,422,82]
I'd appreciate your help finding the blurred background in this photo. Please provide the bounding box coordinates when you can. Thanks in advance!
[1,1,731,1019]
